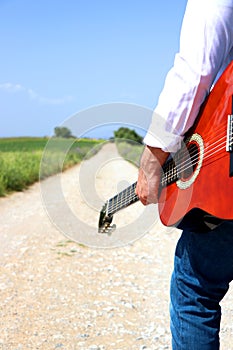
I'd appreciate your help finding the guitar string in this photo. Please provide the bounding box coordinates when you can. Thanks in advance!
[108,133,232,213]
[164,142,228,185]
[158,125,228,175]
[192,118,233,149]
[174,136,226,173]
[166,133,227,181]
[108,193,138,214]
[164,133,229,179]
[109,188,137,212]
[176,122,229,153]
[164,141,227,183]
[108,137,233,214]
[110,125,232,205]
[109,193,139,215]
[107,126,233,213]
[109,143,232,214]
[109,140,228,213]
[108,182,137,205]
[175,119,231,161]
[109,142,231,214]
[161,137,230,191]
[170,132,227,170]
[108,184,138,213]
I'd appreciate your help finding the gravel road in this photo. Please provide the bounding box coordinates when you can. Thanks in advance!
[0,143,232,350]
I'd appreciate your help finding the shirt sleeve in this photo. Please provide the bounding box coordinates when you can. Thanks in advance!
[144,0,233,152]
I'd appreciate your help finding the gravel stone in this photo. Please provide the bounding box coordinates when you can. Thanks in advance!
[0,144,232,349]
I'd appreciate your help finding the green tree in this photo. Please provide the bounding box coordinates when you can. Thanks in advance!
[113,127,143,144]
[54,127,74,138]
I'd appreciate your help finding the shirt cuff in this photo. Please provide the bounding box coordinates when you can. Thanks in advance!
[143,113,183,153]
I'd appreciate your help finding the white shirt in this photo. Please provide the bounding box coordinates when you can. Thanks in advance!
[144,0,233,152]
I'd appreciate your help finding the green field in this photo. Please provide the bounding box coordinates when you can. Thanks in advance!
[0,137,104,196]
[115,140,144,167]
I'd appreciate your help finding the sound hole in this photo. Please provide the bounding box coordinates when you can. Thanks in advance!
[176,133,204,190]
[180,142,199,180]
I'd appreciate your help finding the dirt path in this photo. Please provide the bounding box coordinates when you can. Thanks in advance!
[0,143,232,350]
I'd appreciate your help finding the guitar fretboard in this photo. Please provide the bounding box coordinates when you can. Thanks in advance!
[106,158,179,217]
[107,182,138,216]
[161,158,179,187]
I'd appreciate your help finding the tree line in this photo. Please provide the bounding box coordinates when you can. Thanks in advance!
[54,126,143,144]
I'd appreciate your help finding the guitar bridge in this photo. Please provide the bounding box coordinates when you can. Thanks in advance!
[226,114,233,152]
[227,112,233,177]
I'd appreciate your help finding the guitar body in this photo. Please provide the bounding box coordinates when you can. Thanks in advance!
[98,62,233,234]
[159,61,233,226]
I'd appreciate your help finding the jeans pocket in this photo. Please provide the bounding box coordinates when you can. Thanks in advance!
[187,221,233,286]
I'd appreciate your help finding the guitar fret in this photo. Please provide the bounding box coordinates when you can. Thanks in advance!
[107,159,182,216]
[99,61,233,233]
[107,183,138,215]
[161,158,179,188]
[119,191,122,209]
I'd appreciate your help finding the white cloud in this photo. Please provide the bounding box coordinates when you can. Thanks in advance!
[0,82,73,105]
[0,82,25,92]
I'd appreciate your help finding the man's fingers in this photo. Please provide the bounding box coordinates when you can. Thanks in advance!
[136,168,159,205]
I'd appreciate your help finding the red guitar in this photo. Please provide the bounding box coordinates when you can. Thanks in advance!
[98,61,233,233]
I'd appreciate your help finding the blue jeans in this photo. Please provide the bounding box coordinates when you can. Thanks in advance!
[170,217,233,349]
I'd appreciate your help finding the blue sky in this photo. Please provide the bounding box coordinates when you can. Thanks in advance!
[0,0,187,139]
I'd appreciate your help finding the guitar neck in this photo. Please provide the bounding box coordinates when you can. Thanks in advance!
[99,62,233,231]
[106,182,139,216]
[105,157,179,217]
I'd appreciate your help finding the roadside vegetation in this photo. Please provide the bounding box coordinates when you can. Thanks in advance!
[0,127,144,197]
[115,140,144,167]
[113,127,144,167]
[0,137,104,196]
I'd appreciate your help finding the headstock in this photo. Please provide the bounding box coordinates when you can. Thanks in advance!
[98,202,116,235]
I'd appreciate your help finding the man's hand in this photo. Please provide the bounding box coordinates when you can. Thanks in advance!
[136,146,169,205]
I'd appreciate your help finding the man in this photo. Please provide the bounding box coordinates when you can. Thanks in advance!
[136,0,233,349]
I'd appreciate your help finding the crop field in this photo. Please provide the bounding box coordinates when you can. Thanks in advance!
[0,137,104,196]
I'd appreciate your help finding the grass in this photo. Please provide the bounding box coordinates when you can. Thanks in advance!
[0,137,104,196]
[0,137,143,197]
[115,140,144,167]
